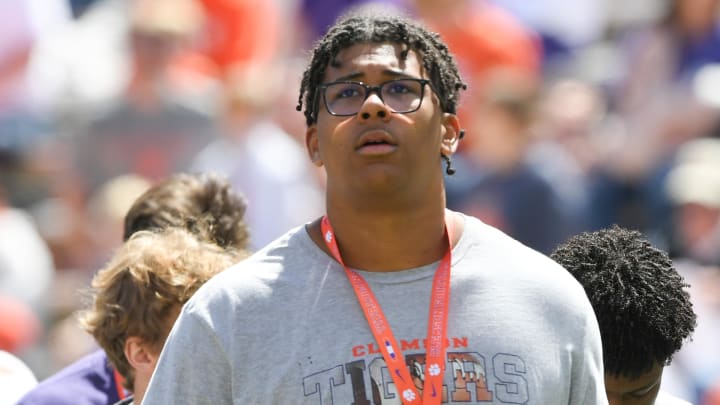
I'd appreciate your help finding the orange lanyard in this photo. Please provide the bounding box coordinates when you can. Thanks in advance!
[320,213,454,405]
[113,368,128,400]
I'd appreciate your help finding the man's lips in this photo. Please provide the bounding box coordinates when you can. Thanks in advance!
[355,130,397,155]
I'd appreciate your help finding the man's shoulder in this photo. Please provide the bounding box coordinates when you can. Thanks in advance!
[16,350,119,404]
[459,212,588,297]
[186,225,324,303]
[234,224,323,271]
[460,213,558,264]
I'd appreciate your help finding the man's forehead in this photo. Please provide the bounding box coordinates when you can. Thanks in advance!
[338,42,405,57]
[324,42,423,79]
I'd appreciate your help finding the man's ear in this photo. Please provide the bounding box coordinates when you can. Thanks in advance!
[305,125,323,167]
[125,336,158,373]
[440,113,461,156]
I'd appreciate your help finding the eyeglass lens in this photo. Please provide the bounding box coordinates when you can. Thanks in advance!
[323,79,425,116]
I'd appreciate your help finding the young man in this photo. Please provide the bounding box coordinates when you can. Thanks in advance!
[551,226,697,405]
[16,173,249,405]
[81,228,243,405]
[144,11,607,404]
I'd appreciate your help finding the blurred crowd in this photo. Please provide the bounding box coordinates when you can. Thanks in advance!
[1,0,720,403]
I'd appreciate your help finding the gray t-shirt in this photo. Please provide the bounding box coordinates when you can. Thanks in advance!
[144,213,607,404]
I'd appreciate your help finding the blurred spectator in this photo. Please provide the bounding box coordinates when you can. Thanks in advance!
[587,0,720,238]
[0,0,70,115]
[192,0,283,78]
[528,78,607,229]
[193,65,323,250]
[494,0,605,69]
[14,174,151,381]
[660,138,720,404]
[611,0,720,129]
[0,0,71,208]
[27,172,149,277]
[404,0,571,253]
[269,56,314,144]
[412,0,541,91]
[532,79,608,173]
[0,350,37,405]
[446,70,576,253]
[84,174,153,267]
[22,0,219,279]
[74,0,218,194]
[297,0,402,43]
[0,157,54,316]
[17,172,249,405]
[665,138,720,264]
[28,0,129,115]
[0,296,41,355]
[664,256,720,405]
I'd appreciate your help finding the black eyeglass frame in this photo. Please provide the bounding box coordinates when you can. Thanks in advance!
[313,77,437,121]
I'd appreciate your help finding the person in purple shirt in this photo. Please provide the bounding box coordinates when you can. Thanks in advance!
[16,173,250,405]
[16,349,127,405]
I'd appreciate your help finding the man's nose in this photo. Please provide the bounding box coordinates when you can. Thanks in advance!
[358,91,390,121]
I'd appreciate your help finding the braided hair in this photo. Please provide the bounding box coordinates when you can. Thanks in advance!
[296,9,466,126]
[550,225,697,379]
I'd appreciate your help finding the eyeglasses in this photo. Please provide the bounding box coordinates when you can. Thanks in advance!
[317,78,432,118]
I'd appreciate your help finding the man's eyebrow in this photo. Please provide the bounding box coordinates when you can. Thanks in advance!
[331,72,363,82]
[330,69,410,83]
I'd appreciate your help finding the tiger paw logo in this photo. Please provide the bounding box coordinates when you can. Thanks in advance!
[402,389,417,402]
[428,363,441,376]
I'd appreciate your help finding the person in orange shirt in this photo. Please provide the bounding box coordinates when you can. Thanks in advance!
[193,0,282,77]
[412,0,541,90]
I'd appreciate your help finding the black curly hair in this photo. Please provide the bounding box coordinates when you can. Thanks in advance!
[296,8,466,127]
[550,225,696,379]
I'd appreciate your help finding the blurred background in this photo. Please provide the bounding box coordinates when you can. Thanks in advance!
[1,0,719,403]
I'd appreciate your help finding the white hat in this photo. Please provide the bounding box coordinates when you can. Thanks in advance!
[666,138,720,208]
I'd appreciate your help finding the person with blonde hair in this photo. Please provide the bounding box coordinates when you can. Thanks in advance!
[81,227,244,405]
[17,172,249,405]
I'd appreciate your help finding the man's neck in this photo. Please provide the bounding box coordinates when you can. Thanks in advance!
[308,198,457,272]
